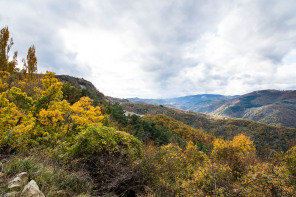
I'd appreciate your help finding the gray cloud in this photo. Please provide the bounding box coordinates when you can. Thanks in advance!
[1,0,296,98]
[0,0,89,77]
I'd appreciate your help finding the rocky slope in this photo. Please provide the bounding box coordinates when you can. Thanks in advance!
[56,75,109,103]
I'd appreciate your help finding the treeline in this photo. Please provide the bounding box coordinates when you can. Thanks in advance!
[1,26,296,196]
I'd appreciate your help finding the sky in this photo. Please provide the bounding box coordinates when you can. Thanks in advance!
[1,0,296,99]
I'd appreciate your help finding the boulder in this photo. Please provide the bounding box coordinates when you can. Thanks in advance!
[20,180,45,197]
[8,172,28,190]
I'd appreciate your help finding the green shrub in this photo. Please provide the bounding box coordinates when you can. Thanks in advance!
[68,126,143,160]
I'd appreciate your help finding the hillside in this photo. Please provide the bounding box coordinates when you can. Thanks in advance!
[128,94,238,111]
[142,114,212,145]
[56,75,109,104]
[116,100,296,155]
[57,78,296,154]
[127,90,296,128]
[203,90,296,128]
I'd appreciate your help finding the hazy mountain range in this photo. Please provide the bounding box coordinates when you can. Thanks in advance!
[127,90,296,128]
[128,94,238,111]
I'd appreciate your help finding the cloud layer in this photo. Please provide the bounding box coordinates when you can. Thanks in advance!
[1,0,296,98]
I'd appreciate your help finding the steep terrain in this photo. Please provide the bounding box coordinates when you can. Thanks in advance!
[128,90,296,128]
[56,75,109,103]
[115,100,296,155]
[204,90,296,128]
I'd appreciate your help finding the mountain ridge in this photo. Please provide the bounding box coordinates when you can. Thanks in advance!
[127,94,239,111]
[126,89,296,128]
[206,89,296,128]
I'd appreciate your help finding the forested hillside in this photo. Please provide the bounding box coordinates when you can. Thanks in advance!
[128,90,296,128]
[204,90,296,128]
[1,26,296,196]
[128,94,238,111]
[117,101,296,156]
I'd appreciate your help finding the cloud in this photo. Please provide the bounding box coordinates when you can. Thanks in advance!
[0,0,87,76]
[176,0,296,96]
[59,0,234,97]
[1,0,296,98]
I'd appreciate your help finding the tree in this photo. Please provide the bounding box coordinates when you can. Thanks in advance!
[212,134,256,179]
[110,102,128,126]
[0,27,18,73]
[62,81,82,104]
[23,45,37,81]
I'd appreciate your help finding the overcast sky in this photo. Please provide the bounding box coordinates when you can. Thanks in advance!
[1,0,296,98]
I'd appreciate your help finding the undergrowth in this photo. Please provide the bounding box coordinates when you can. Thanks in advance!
[1,154,93,196]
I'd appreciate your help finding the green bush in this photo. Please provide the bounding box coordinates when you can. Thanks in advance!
[69,126,143,160]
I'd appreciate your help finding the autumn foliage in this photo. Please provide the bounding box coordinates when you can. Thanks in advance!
[1,26,296,196]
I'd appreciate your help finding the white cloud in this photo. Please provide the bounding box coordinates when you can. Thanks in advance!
[59,22,155,98]
[174,0,296,97]
[1,0,296,98]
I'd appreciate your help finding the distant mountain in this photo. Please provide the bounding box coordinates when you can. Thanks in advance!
[114,100,296,155]
[127,90,296,128]
[204,90,296,128]
[127,94,238,111]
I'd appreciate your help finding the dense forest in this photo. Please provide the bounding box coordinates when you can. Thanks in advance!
[1,26,296,196]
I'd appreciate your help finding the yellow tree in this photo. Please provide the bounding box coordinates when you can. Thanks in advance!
[213,134,256,179]
[0,70,105,153]
[0,27,18,73]
[0,91,22,132]
[71,96,104,132]
[0,71,10,92]
[34,71,63,114]
[22,45,37,81]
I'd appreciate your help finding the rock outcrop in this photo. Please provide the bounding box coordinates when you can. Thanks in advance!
[3,172,45,197]
[20,180,45,197]
[8,172,28,191]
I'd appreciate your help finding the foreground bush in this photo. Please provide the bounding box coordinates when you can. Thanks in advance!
[66,126,144,196]
[69,126,143,160]
[142,142,208,196]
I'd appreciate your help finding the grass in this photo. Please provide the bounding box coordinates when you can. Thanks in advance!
[1,155,93,196]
